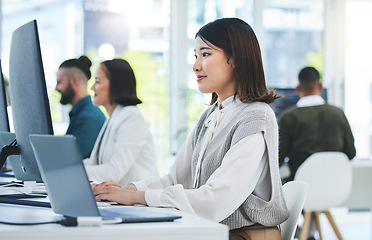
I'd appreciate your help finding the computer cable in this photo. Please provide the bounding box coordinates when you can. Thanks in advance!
[0,216,103,227]
[0,217,76,226]
[0,139,19,171]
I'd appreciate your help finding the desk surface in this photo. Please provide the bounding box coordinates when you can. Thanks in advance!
[0,202,228,240]
[340,159,372,209]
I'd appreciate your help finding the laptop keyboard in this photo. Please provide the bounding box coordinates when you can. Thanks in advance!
[99,207,181,223]
[99,208,128,220]
[99,207,152,221]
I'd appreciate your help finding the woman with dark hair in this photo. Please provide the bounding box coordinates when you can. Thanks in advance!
[92,18,288,240]
[83,59,159,186]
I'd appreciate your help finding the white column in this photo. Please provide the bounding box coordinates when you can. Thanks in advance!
[253,0,265,62]
[344,1,372,158]
[169,0,188,155]
[323,0,346,108]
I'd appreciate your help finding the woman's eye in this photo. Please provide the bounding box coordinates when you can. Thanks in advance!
[202,52,210,57]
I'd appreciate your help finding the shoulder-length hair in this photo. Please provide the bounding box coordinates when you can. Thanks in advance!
[100,59,142,106]
[195,18,278,104]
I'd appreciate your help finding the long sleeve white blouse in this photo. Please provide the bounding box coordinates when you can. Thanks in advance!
[133,97,270,222]
[84,105,159,185]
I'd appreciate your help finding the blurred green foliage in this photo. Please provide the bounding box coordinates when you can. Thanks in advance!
[307,47,324,81]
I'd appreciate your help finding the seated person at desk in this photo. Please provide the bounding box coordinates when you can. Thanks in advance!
[56,56,106,158]
[84,59,159,186]
[278,66,356,182]
[92,18,289,240]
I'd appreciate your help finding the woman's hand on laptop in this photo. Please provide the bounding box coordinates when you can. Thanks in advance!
[92,180,122,189]
[92,181,137,191]
[124,183,137,191]
[91,181,137,190]
[92,181,146,206]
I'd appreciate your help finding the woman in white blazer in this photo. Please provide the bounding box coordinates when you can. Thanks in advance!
[83,59,158,185]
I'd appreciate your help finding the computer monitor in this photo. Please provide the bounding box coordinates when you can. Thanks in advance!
[270,87,328,118]
[9,20,54,175]
[0,60,10,133]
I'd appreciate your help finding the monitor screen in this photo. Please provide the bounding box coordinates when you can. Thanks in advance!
[0,60,10,132]
[269,87,328,118]
[9,20,54,175]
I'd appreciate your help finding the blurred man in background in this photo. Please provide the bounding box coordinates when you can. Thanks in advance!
[56,55,106,158]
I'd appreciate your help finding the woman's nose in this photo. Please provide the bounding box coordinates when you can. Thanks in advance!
[193,61,200,72]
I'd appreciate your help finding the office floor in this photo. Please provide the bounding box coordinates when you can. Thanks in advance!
[295,208,371,240]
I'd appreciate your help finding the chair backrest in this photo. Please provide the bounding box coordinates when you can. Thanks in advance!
[280,181,308,240]
[294,151,352,211]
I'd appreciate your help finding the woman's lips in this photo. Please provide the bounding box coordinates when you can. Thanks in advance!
[197,75,206,82]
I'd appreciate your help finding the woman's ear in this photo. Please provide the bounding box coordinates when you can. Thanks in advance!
[227,57,235,68]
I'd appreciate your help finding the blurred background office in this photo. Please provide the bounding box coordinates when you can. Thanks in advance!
[1,1,372,239]
[0,0,371,176]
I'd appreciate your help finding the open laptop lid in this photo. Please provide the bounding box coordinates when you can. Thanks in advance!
[29,134,100,218]
[29,134,182,223]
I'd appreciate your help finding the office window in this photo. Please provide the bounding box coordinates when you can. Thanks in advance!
[185,0,325,126]
[1,0,84,132]
[1,0,171,174]
[263,0,325,88]
[186,0,255,131]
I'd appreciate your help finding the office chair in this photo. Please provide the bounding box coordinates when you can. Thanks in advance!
[294,152,352,240]
[280,181,308,240]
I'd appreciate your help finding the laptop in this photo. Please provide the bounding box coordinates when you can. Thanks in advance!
[29,134,181,223]
[0,131,42,182]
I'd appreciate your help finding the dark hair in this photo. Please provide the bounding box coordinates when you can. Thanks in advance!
[100,59,142,106]
[59,55,92,79]
[195,18,278,104]
[298,67,321,92]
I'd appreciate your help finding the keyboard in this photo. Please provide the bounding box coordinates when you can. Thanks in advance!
[99,207,182,223]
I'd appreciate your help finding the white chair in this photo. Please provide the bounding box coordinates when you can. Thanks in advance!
[280,181,308,240]
[294,152,352,240]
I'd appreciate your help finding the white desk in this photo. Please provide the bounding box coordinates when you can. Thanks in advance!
[340,159,372,209]
[0,203,228,240]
